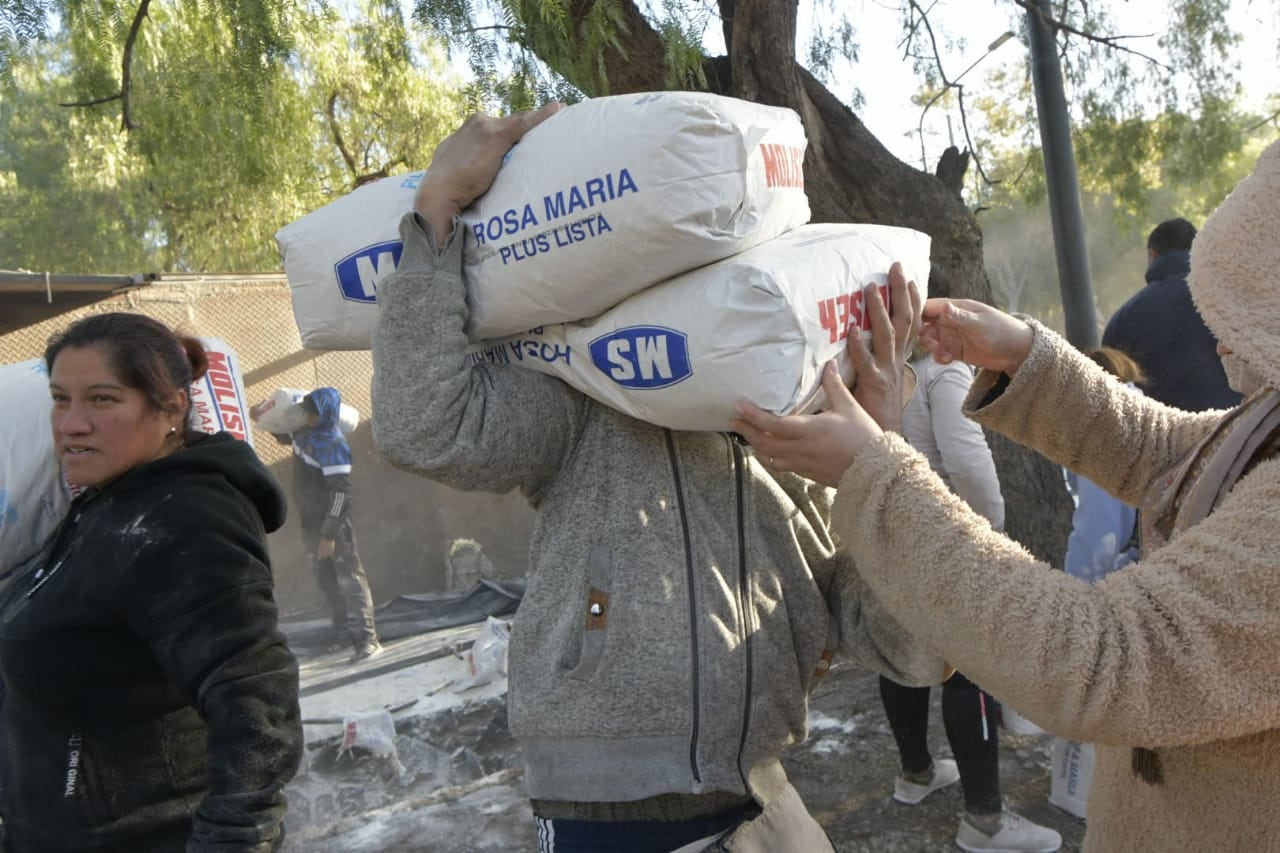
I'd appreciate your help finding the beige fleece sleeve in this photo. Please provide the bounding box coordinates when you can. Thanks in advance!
[833,433,1280,747]
[963,322,1224,506]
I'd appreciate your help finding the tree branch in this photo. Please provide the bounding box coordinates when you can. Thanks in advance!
[59,0,151,126]
[59,93,123,108]
[729,0,800,106]
[554,0,669,94]
[325,92,359,179]
[1011,0,1172,71]
[718,0,735,56]
[1246,108,1280,133]
[899,0,939,61]
[354,158,406,187]
[119,0,152,131]
[906,0,996,184]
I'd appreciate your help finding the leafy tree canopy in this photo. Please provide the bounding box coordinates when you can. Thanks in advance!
[3,1,1277,271]
[1,1,465,272]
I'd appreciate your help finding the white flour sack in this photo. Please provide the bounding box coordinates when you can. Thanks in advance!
[249,387,360,436]
[276,91,810,349]
[0,338,252,573]
[468,224,931,432]
[0,359,67,574]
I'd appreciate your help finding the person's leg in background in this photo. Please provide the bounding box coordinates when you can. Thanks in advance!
[303,523,348,652]
[944,672,1062,853]
[879,676,960,804]
[332,521,381,662]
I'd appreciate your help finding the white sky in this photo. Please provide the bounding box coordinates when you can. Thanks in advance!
[789,0,1280,168]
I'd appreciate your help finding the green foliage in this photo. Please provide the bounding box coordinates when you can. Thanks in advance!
[949,0,1268,220]
[0,44,148,271]
[0,2,466,273]
[6,0,1276,280]
[412,0,708,103]
[981,133,1271,334]
[0,0,57,83]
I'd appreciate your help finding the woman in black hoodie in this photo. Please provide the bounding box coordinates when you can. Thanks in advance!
[0,313,302,852]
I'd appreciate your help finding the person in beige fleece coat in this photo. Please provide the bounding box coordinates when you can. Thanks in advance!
[731,138,1280,853]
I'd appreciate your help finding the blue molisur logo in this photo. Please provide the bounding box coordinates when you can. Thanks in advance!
[589,326,692,389]
[335,241,403,303]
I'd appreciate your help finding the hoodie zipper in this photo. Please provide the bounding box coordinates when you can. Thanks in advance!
[25,502,88,600]
[664,430,702,785]
[730,438,756,790]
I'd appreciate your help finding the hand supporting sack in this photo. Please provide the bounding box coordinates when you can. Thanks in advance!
[0,338,252,574]
[468,224,931,432]
[278,91,810,349]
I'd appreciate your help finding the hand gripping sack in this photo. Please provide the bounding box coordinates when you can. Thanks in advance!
[467,223,931,432]
[277,91,810,349]
[0,338,252,574]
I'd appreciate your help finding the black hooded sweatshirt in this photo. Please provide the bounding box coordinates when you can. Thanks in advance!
[0,432,302,852]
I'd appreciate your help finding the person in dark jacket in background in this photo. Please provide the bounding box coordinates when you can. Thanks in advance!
[284,388,381,663]
[0,313,302,853]
[1102,217,1240,411]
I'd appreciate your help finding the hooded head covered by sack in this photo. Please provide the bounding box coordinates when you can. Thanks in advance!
[1188,138,1280,393]
[293,387,352,475]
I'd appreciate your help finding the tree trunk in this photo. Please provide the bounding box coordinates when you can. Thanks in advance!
[547,0,1073,565]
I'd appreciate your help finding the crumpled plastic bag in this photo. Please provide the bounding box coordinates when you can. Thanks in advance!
[337,709,404,775]
[453,616,512,692]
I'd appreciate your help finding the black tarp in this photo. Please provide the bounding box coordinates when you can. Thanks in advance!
[282,578,525,651]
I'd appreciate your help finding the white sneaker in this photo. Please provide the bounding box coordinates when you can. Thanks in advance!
[956,810,1062,853]
[892,758,960,804]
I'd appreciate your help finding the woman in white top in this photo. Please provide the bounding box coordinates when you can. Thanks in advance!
[876,354,1061,853]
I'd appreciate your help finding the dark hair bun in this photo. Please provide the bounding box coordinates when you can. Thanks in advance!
[179,336,210,383]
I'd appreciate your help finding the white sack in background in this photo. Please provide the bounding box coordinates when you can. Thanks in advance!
[468,224,931,432]
[189,338,254,449]
[0,338,252,574]
[0,359,66,574]
[249,387,360,436]
[278,91,810,349]
[1049,738,1094,819]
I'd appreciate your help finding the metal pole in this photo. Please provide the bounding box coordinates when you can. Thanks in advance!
[1026,0,1098,349]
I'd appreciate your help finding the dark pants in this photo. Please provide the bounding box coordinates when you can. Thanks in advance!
[533,801,761,853]
[303,520,377,646]
[879,672,1002,815]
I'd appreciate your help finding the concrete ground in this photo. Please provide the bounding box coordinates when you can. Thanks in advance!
[285,629,1087,852]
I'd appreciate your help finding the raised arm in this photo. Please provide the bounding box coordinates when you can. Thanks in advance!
[832,434,1280,747]
[372,104,590,498]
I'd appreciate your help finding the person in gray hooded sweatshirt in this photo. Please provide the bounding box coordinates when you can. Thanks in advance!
[371,105,946,852]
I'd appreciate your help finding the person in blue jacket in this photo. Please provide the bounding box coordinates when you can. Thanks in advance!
[280,388,381,662]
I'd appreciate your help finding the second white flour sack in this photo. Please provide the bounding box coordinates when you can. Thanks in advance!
[468,224,932,432]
